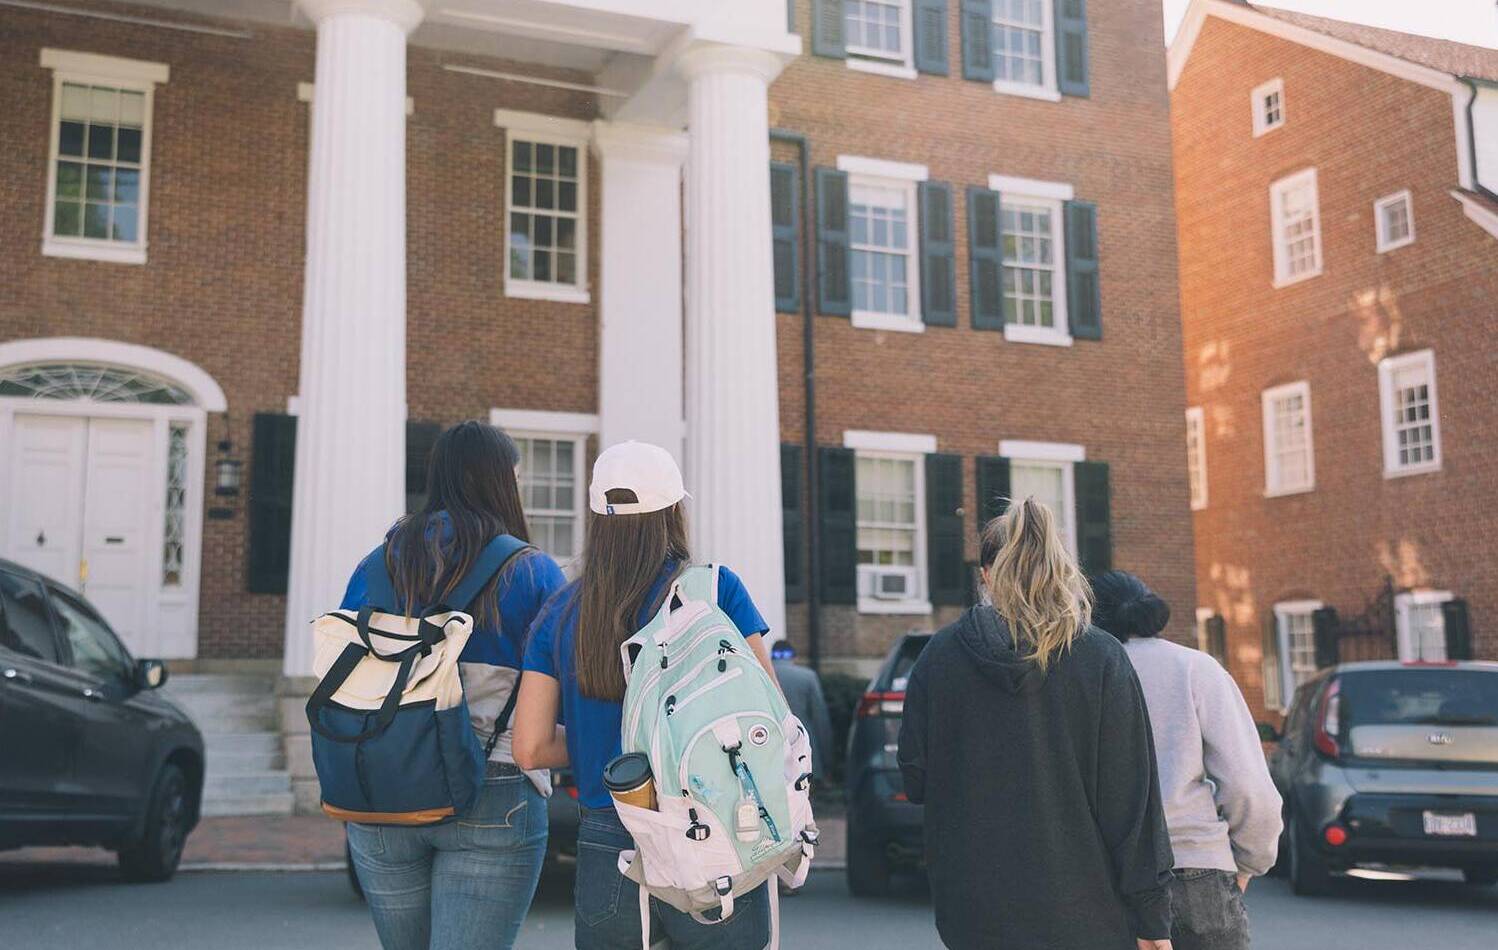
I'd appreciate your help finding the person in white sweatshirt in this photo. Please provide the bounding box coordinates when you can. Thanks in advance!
[1093,571,1283,950]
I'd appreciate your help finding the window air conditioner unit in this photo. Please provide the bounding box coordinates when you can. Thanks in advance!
[871,566,917,601]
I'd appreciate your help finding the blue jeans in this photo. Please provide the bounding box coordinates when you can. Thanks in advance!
[1169,868,1251,950]
[347,767,547,950]
[574,805,771,950]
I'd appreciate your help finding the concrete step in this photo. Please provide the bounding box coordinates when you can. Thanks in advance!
[172,691,278,724]
[191,711,281,735]
[200,792,296,818]
[166,674,276,697]
[204,771,293,799]
[205,748,286,775]
[205,732,283,757]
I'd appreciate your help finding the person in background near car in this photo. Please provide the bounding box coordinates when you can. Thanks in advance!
[339,421,566,950]
[512,440,781,949]
[771,642,833,785]
[898,498,1175,950]
[1093,570,1283,950]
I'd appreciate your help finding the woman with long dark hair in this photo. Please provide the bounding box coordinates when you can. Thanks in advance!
[897,498,1175,950]
[512,441,781,949]
[338,421,565,950]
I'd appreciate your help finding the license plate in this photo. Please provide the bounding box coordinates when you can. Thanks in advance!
[1422,811,1478,837]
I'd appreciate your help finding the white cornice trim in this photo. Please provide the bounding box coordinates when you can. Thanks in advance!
[40,47,169,84]
[590,120,688,166]
[1451,189,1498,240]
[999,440,1086,463]
[489,408,598,436]
[1168,0,1461,94]
[843,429,938,455]
[493,108,591,141]
[836,155,929,182]
[0,337,227,411]
[987,174,1075,201]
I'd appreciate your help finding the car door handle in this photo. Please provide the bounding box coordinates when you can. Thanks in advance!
[2,668,34,686]
[82,687,106,702]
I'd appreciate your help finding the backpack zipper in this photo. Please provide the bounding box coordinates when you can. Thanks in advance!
[667,667,744,717]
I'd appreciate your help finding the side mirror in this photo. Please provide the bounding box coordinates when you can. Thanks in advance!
[1256,721,1282,743]
[136,658,169,691]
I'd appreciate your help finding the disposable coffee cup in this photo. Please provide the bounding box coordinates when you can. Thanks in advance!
[603,752,656,811]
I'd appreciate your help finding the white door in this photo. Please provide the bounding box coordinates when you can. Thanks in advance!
[79,417,155,653]
[6,414,88,587]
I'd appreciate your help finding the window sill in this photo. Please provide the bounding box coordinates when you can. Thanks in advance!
[505,280,591,305]
[1263,484,1314,498]
[851,310,925,334]
[1377,237,1415,254]
[1003,324,1072,347]
[1384,462,1441,480]
[42,237,147,265]
[1271,268,1321,289]
[992,80,1062,103]
[1252,122,1284,138]
[1190,501,1207,512]
[846,58,918,81]
[857,599,933,616]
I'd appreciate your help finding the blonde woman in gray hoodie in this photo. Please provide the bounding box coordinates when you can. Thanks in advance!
[1093,571,1283,950]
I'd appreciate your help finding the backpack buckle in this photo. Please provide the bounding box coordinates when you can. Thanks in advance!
[794,772,812,792]
[714,876,732,896]
[686,808,711,842]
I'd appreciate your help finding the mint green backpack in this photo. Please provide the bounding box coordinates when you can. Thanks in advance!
[614,565,818,948]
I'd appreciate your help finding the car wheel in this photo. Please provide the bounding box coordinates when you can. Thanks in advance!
[1288,812,1333,897]
[1463,868,1498,887]
[845,819,893,898]
[118,764,190,883]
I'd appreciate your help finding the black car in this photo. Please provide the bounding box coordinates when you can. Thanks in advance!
[844,632,930,897]
[0,559,203,881]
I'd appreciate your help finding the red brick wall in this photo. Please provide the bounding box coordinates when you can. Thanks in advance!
[1173,17,1498,716]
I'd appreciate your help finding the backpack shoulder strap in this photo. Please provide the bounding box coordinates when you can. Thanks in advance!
[673,563,720,605]
[441,534,531,612]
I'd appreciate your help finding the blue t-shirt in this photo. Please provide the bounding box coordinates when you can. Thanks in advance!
[522,561,768,809]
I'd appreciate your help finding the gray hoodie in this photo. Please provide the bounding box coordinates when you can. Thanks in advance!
[1124,637,1284,876]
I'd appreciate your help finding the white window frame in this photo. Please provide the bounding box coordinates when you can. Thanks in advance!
[40,50,169,266]
[1195,606,1215,654]
[839,156,927,334]
[845,430,934,616]
[1269,168,1323,288]
[999,439,1082,555]
[1273,599,1323,709]
[1186,406,1207,511]
[992,0,1061,102]
[1261,381,1315,497]
[989,175,1074,347]
[1394,590,1453,663]
[488,408,596,567]
[1250,77,1285,137]
[1377,349,1442,478]
[1374,189,1416,253]
[495,110,590,305]
[844,0,918,80]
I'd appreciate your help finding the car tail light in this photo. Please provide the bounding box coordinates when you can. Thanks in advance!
[1323,824,1348,847]
[1313,678,1341,758]
[857,691,905,718]
[565,786,579,800]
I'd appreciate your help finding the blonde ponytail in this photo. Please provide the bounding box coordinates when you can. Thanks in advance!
[981,497,1092,672]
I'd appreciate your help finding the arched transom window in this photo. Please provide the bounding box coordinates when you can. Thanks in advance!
[0,363,195,405]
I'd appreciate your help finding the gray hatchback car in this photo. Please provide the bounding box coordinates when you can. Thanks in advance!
[1264,660,1498,895]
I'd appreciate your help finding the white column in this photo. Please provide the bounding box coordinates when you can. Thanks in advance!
[283,0,421,676]
[678,45,787,640]
[591,122,689,463]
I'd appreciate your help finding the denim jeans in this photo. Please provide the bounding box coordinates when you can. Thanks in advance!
[1169,868,1251,950]
[574,805,771,950]
[346,766,548,950]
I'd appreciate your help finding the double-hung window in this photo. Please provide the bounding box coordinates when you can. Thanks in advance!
[41,50,168,265]
[1000,196,1068,343]
[844,162,923,332]
[1269,169,1322,286]
[1274,600,1322,703]
[1374,190,1415,252]
[490,409,595,566]
[1378,349,1441,478]
[846,430,934,613]
[1186,406,1207,510]
[1001,440,1083,554]
[992,0,1058,99]
[844,0,915,76]
[1262,381,1314,496]
[1251,78,1285,136]
[497,111,589,304]
[1395,591,1453,662]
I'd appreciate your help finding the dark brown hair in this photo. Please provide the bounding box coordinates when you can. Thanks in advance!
[573,494,689,701]
[385,421,529,627]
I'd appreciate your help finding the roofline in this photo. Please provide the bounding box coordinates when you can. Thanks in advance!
[1168,0,1465,95]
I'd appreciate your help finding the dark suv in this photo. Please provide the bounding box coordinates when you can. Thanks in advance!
[0,559,203,881]
[844,632,930,896]
[1266,660,1498,895]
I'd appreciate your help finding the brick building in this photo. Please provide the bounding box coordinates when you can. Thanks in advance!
[2,0,1191,808]
[1170,0,1498,719]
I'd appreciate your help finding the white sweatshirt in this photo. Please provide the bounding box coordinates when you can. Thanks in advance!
[1125,637,1284,876]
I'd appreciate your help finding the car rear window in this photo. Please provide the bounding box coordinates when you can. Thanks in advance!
[1341,669,1498,727]
[884,636,931,692]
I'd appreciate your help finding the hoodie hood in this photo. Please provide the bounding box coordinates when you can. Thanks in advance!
[955,605,1047,694]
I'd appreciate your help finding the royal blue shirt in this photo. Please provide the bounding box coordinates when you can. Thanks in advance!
[522,560,769,809]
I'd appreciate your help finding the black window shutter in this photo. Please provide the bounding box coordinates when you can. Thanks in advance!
[960,0,995,81]
[1261,612,1284,710]
[1065,199,1101,340]
[1074,460,1111,578]
[817,446,857,604]
[926,453,966,605]
[787,0,797,33]
[406,420,441,514]
[771,162,801,314]
[812,0,846,58]
[913,0,950,75]
[815,167,852,316]
[1055,0,1090,97]
[919,180,956,327]
[1442,599,1472,661]
[1311,606,1341,669]
[247,413,297,595]
[782,444,807,604]
[1205,614,1228,667]
[967,186,1004,330]
[974,455,1011,534]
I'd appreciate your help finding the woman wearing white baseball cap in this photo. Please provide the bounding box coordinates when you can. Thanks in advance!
[513,441,781,949]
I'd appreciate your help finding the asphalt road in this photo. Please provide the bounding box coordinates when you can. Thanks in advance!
[2,863,1496,949]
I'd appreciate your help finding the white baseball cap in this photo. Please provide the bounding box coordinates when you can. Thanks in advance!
[589,441,689,516]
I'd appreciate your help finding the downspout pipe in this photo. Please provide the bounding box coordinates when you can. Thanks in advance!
[769,128,822,673]
[1460,77,1498,203]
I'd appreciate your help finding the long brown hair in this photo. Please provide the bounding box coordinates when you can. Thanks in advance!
[981,497,1092,673]
[385,421,529,627]
[573,494,690,700]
